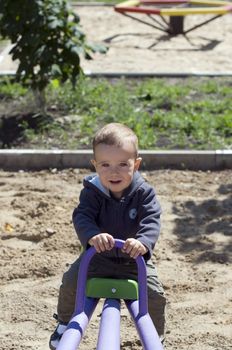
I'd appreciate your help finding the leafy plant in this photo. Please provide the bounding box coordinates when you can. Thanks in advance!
[0,0,105,115]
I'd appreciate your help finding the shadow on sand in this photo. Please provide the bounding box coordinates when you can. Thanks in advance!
[172,183,232,264]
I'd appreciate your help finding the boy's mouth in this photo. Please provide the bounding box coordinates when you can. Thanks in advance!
[109,180,122,185]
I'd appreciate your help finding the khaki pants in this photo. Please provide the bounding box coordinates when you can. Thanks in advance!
[57,254,166,336]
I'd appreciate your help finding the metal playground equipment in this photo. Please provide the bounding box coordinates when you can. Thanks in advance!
[56,239,164,350]
[114,0,232,35]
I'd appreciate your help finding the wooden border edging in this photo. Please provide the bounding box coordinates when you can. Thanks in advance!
[0,150,231,171]
[2,71,232,78]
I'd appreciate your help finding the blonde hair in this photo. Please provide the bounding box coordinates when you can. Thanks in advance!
[93,123,139,157]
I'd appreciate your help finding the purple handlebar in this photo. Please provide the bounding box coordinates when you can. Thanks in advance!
[75,239,148,315]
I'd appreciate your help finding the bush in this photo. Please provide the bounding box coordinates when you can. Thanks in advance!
[0,0,105,113]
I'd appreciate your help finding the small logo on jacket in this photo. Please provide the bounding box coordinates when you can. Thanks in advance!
[129,208,137,219]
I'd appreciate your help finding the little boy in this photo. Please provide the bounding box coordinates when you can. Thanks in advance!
[49,123,166,350]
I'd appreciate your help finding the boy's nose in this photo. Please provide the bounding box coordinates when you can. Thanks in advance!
[111,166,119,174]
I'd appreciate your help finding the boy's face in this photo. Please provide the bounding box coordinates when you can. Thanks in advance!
[91,143,141,199]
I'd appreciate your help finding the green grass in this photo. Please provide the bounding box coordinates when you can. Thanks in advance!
[0,76,232,150]
[0,76,28,98]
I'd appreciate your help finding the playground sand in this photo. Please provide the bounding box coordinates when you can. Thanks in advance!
[1,6,232,74]
[75,6,232,74]
[0,169,231,350]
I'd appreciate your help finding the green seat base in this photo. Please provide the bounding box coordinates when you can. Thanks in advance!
[86,278,139,300]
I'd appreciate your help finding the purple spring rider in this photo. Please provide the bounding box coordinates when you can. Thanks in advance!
[57,239,163,350]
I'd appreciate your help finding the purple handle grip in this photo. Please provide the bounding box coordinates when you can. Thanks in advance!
[75,239,148,315]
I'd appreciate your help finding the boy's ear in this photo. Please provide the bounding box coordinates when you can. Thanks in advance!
[134,157,142,171]
[91,159,97,169]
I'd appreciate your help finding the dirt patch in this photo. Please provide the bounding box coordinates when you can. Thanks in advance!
[0,168,231,349]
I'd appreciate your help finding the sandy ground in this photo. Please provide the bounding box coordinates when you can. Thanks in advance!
[77,5,232,74]
[0,5,232,74]
[0,168,231,350]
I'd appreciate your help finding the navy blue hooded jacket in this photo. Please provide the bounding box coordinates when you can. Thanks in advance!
[72,171,161,261]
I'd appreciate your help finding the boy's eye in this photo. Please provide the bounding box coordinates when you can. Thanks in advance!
[119,162,128,167]
[101,163,109,167]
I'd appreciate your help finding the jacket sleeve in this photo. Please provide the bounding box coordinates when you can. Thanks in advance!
[136,185,162,260]
[72,187,101,250]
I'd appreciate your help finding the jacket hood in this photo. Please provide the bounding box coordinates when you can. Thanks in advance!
[83,171,145,199]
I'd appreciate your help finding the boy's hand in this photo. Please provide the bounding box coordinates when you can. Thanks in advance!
[122,238,148,259]
[88,233,115,253]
